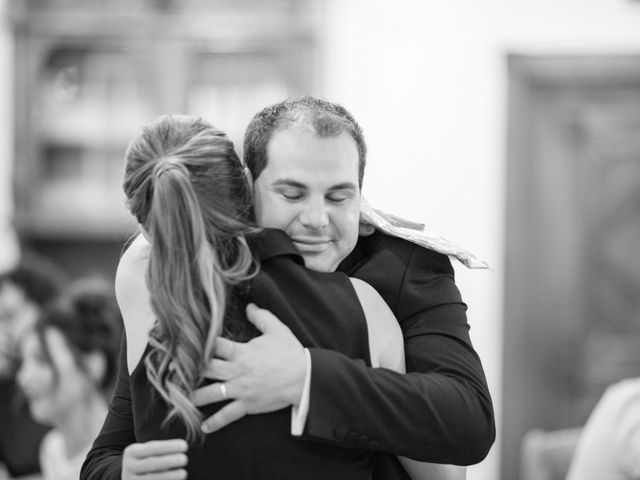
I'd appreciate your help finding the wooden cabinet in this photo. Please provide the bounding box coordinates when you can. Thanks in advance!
[9,0,319,276]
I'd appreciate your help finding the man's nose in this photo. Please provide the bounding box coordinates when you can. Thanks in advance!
[299,198,329,230]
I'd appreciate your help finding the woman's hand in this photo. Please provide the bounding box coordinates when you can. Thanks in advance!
[122,439,188,480]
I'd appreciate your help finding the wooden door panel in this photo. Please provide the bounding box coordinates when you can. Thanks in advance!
[503,56,640,480]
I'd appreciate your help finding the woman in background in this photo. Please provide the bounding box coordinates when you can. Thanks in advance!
[17,279,122,480]
[0,256,63,479]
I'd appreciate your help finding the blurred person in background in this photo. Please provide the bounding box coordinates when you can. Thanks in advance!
[566,377,640,480]
[17,278,122,480]
[0,255,64,479]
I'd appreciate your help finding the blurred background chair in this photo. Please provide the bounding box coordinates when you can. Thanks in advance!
[520,428,582,480]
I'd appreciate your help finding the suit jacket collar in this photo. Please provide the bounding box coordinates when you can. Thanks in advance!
[337,233,376,275]
[248,228,305,265]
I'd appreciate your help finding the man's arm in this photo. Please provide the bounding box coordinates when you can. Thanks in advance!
[301,235,494,464]
[80,335,135,480]
[82,240,189,480]
[304,333,492,463]
[195,234,494,465]
[81,336,190,480]
[351,277,467,479]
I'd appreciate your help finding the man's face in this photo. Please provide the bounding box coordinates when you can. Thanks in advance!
[18,328,96,426]
[253,127,361,272]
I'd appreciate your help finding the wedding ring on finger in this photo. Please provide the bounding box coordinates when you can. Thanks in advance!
[220,382,228,401]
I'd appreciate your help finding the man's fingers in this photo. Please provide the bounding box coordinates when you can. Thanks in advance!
[214,336,237,360]
[123,440,188,479]
[130,469,187,480]
[201,401,247,434]
[133,453,188,475]
[203,358,236,380]
[126,439,188,458]
[245,303,285,333]
[192,382,230,407]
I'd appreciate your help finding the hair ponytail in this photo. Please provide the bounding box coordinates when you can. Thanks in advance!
[144,158,227,442]
[123,114,258,443]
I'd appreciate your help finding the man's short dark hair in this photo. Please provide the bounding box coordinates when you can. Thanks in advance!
[243,96,367,187]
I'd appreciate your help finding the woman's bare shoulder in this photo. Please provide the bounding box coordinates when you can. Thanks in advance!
[115,233,154,373]
[348,277,404,371]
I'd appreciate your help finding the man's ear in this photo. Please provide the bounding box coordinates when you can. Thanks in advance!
[358,195,376,237]
[358,221,376,237]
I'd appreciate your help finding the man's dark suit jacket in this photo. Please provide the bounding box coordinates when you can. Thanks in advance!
[303,231,495,477]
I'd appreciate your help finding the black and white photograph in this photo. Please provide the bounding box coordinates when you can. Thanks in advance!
[1,1,640,479]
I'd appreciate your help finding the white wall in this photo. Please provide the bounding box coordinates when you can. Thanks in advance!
[319,1,640,479]
[0,0,19,272]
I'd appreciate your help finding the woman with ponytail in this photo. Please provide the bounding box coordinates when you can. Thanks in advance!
[121,119,257,443]
[81,115,462,480]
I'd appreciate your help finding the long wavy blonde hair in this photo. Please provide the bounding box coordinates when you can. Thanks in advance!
[122,114,257,442]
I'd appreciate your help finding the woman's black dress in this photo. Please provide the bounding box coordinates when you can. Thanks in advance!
[81,228,375,480]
